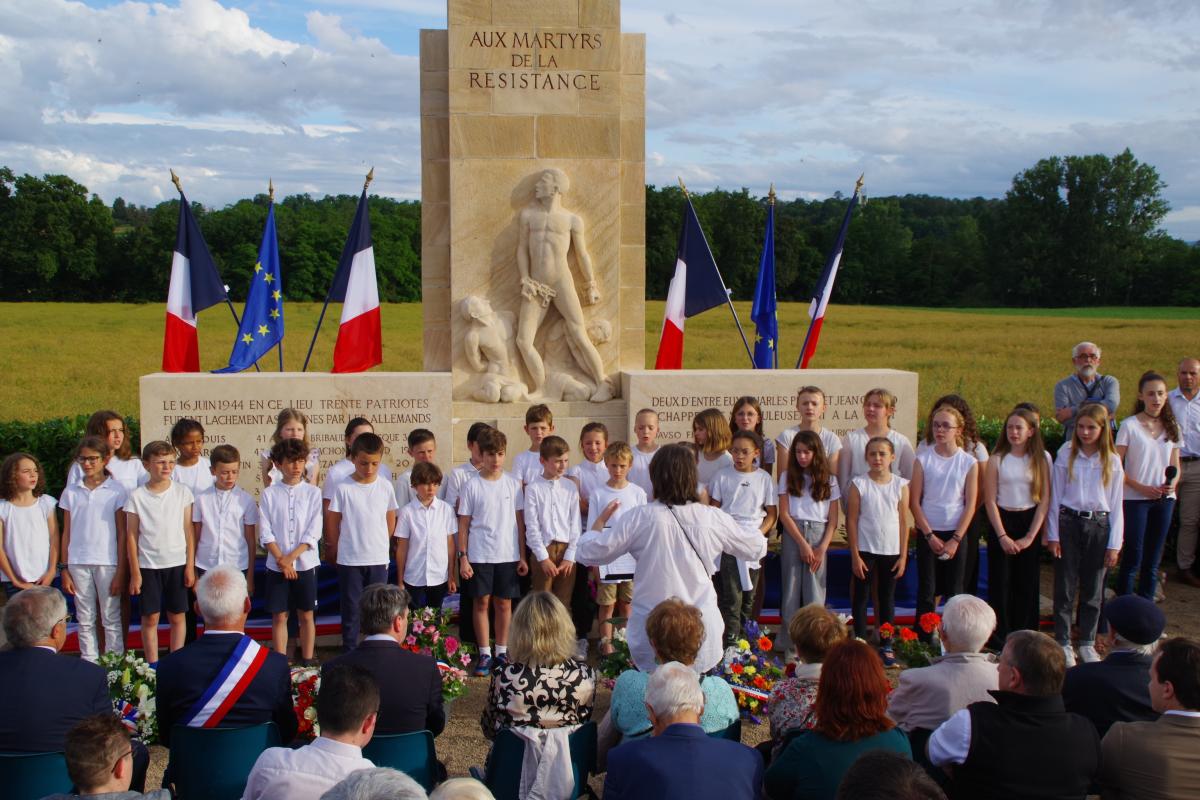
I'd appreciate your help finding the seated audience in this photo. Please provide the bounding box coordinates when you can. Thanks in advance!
[324,584,445,736]
[480,592,595,739]
[768,604,849,758]
[599,598,737,767]
[429,778,495,800]
[1099,637,1200,799]
[319,767,427,800]
[0,587,149,790]
[243,663,378,800]
[41,714,170,800]
[604,661,763,800]
[888,595,999,734]
[1063,593,1163,738]
[765,639,911,800]
[157,565,297,758]
[835,751,947,800]
[928,630,1099,799]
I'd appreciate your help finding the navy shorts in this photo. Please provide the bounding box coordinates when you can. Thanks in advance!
[467,562,521,599]
[264,568,318,614]
[139,565,189,616]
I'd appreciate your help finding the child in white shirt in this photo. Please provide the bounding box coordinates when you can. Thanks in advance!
[512,404,554,487]
[586,441,647,656]
[324,417,393,532]
[328,433,399,651]
[393,428,437,509]
[442,422,491,510]
[0,452,59,597]
[192,445,257,592]
[170,418,214,495]
[629,409,660,499]
[395,461,457,610]
[526,436,582,611]
[567,422,610,520]
[776,386,843,480]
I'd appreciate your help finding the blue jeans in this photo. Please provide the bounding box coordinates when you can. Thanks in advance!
[1117,498,1175,599]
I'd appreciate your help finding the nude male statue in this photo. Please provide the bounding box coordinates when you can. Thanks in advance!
[516,168,614,402]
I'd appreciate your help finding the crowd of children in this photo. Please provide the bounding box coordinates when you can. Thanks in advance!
[0,376,1178,673]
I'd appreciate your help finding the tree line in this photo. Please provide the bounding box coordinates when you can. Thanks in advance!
[2,149,1196,307]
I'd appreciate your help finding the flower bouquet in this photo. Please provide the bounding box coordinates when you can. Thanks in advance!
[719,620,787,724]
[291,666,321,740]
[597,620,634,689]
[402,607,474,701]
[878,612,942,668]
[99,650,158,744]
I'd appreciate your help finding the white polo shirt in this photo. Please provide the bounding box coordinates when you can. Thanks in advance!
[192,486,258,572]
[329,478,399,566]
[524,475,582,562]
[124,482,193,569]
[258,481,323,572]
[394,497,456,586]
[60,479,128,566]
[708,467,776,530]
[457,473,524,563]
[0,495,58,582]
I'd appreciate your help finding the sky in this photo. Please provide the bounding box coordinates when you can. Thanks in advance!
[2,0,1199,239]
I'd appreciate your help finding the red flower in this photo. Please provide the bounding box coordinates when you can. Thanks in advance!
[878,622,895,639]
[752,675,767,689]
[919,613,941,635]
[757,636,773,652]
[899,627,918,642]
[731,663,745,675]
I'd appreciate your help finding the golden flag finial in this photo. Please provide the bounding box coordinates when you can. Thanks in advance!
[677,176,690,199]
[768,183,776,205]
[170,169,183,195]
[855,173,865,193]
[268,178,275,203]
[364,167,375,192]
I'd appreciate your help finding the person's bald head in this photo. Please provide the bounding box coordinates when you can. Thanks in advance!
[1179,358,1199,395]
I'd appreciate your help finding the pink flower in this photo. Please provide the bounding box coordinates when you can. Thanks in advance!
[405,635,417,646]
[412,620,425,634]
[460,652,472,665]
[430,630,440,643]
[444,636,459,655]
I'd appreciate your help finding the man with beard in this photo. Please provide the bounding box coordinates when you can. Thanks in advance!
[1054,341,1120,446]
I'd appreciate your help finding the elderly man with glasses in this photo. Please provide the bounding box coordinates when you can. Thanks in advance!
[1054,341,1121,446]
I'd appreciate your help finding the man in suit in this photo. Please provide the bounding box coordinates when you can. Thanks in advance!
[604,661,763,800]
[156,565,297,753]
[1063,594,1163,738]
[323,583,444,737]
[1099,637,1200,799]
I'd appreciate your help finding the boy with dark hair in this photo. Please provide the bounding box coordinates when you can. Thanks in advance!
[259,438,321,663]
[456,427,528,674]
[395,460,457,610]
[328,432,399,651]
[192,444,257,594]
[125,440,195,665]
[443,422,491,510]
[512,404,555,487]
[394,428,438,507]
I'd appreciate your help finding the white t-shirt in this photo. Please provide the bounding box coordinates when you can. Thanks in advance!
[0,495,58,582]
[778,471,840,523]
[852,474,908,556]
[629,447,657,499]
[696,451,733,487]
[172,462,215,495]
[324,458,394,501]
[994,452,1052,510]
[1116,416,1181,501]
[567,460,609,509]
[192,486,258,572]
[441,461,480,509]
[585,482,649,532]
[915,448,977,531]
[67,456,149,493]
[330,478,399,566]
[708,467,776,530]
[124,482,194,569]
[60,479,128,566]
[457,473,524,563]
[394,497,455,587]
[511,450,544,486]
[917,439,989,464]
[841,428,916,482]
[524,475,582,562]
[258,482,323,572]
[393,467,414,508]
[776,427,842,468]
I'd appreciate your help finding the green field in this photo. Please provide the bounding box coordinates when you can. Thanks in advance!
[1,302,1194,422]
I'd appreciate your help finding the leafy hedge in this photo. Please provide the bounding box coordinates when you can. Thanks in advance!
[0,415,140,501]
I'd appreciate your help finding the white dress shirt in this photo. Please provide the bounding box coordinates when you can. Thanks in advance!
[241,736,373,800]
[524,475,582,562]
[192,486,257,572]
[258,481,323,572]
[1168,387,1200,458]
[1046,446,1125,549]
[394,497,455,586]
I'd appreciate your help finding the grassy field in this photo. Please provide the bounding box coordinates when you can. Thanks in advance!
[1,301,1194,422]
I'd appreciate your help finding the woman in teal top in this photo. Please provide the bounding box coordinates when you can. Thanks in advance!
[765,639,912,800]
[598,599,739,766]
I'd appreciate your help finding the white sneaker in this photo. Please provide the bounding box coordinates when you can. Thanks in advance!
[1078,645,1101,663]
[1062,645,1077,668]
[575,638,589,661]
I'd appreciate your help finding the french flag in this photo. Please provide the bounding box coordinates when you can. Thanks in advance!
[654,198,729,369]
[163,192,229,372]
[329,188,382,373]
[797,176,863,369]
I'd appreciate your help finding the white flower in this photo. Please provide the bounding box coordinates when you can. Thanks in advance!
[303,707,317,721]
[137,683,150,703]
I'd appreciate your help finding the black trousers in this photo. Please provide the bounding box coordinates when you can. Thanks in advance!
[987,507,1042,644]
[852,552,900,640]
[916,529,967,640]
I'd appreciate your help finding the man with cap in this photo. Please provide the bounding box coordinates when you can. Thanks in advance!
[1062,594,1164,738]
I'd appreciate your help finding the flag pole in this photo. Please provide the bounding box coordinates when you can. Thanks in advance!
[171,170,259,371]
[303,167,373,372]
[678,177,755,368]
[270,178,284,372]
[768,183,777,369]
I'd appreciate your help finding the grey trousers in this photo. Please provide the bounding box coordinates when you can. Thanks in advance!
[1176,459,1200,571]
[718,554,760,647]
[1053,512,1110,646]
[776,520,827,653]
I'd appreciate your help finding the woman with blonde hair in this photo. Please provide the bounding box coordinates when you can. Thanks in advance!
[480,591,595,739]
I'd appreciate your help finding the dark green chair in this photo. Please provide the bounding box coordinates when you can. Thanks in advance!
[0,751,72,800]
[470,721,598,800]
[708,719,743,741]
[361,730,439,791]
[169,722,280,799]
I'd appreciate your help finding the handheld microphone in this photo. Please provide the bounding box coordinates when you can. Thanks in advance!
[1166,465,1178,483]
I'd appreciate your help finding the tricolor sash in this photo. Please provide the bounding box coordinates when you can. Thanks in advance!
[180,635,269,728]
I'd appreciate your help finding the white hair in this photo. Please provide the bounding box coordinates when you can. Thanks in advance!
[1072,341,1101,358]
[196,565,248,624]
[941,595,996,653]
[429,778,495,800]
[644,660,704,719]
[2,587,67,647]
[320,768,427,800]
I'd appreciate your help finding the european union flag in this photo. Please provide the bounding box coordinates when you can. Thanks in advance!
[750,197,777,368]
[215,203,284,372]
